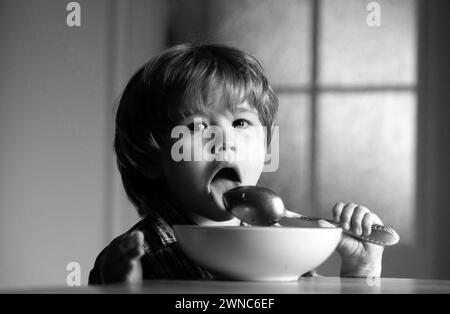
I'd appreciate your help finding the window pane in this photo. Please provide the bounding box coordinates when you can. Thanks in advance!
[203,0,311,86]
[316,92,416,245]
[260,94,312,218]
[319,0,417,86]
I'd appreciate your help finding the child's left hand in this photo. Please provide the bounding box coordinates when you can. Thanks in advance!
[317,202,384,278]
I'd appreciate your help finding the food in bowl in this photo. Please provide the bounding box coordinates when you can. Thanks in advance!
[173,225,342,281]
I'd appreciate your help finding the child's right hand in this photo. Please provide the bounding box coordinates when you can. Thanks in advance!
[98,231,145,284]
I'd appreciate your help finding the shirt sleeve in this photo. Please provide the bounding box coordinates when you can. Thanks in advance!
[88,247,108,285]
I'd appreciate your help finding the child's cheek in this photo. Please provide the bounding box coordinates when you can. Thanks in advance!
[235,128,266,184]
[168,133,205,162]
[240,127,266,155]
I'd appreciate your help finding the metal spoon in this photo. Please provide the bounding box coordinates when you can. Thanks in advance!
[223,185,400,246]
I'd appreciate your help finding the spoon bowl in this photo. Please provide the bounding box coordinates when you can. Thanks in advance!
[223,186,285,226]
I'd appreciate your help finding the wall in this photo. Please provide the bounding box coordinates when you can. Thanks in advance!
[1,0,449,288]
[168,0,450,280]
[418,0,450,279]
[0,0,167,288]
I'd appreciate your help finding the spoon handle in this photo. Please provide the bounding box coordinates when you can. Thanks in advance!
[284,210,399,246]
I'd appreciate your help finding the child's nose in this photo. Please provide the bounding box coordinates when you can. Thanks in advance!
[211,141,236,154]
[209,124,236,155]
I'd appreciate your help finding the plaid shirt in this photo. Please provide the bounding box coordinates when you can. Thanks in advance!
[89,190,317,284]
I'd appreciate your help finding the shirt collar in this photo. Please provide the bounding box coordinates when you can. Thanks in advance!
[145,184,248,247]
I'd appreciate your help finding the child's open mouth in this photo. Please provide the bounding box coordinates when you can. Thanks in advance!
[209,165,241,210]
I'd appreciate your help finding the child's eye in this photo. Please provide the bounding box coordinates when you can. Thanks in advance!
[187,121,208,132]
[232,119,250,129]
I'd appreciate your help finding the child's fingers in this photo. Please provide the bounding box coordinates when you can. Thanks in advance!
[130,230,144,240]
[332,202,345,222]
[98,231,145,284]
[104,231,144,263]
[124,258,143,284]
[100,243,145,284]
[102,256,142,284]
[362,212,375,236]
[339,203,358,230]
[123,243,145,260]
[350,206,370,236]
[123,231,145,259]
[121,231,144,252]
[129,231,144,247]
[117,248,144,278]
[110,245,144,271]
[371,213,384,226]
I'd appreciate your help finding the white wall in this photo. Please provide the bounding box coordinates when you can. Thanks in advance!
[1,0,449,288]
[0,0,167,288]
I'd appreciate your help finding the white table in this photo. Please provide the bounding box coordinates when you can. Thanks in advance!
[7,277,450,294]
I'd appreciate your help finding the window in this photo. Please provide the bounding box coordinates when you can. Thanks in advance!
[198,0,417,247]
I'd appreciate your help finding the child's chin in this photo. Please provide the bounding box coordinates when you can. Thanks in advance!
[208,190,236,221]
[209,179,240,210]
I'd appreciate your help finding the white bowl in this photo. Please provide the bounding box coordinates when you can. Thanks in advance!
[173,225,342,281]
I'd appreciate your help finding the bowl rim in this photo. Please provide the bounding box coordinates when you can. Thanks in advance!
[173,224,342,231]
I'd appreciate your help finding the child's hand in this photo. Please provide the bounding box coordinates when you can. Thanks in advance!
[98,231,145,284]
[317,202,384,278]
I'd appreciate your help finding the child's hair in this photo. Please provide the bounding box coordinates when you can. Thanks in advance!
[114,43,278,217]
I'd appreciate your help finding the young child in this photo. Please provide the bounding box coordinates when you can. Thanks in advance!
[89,44,384,284]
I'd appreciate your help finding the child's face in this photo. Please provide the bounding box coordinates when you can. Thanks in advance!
[159,101,266,223]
